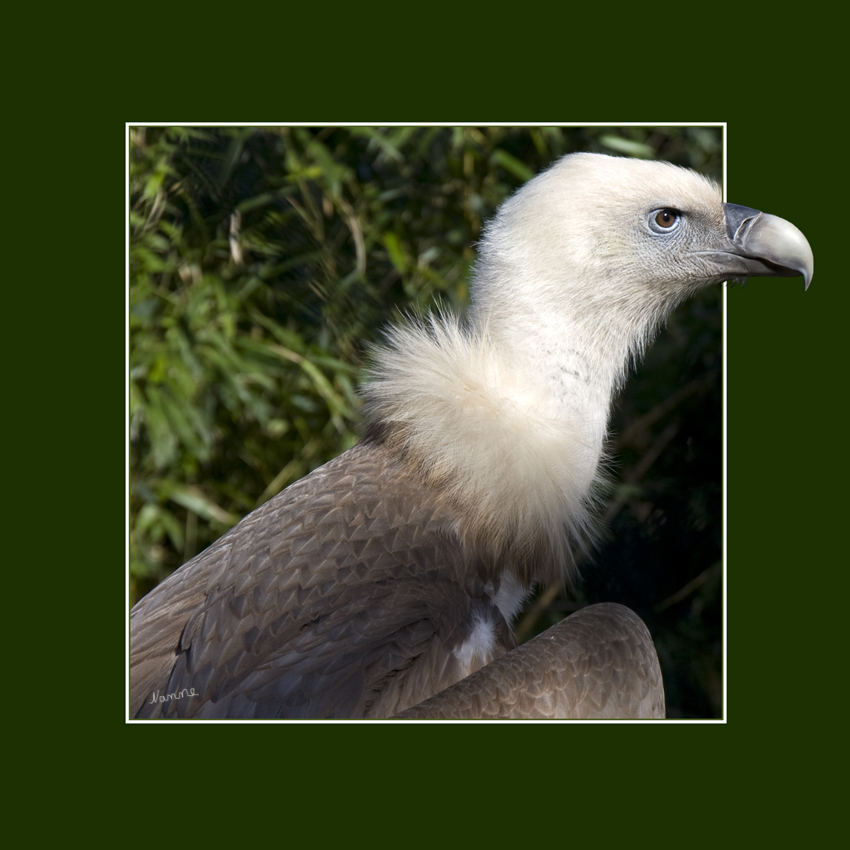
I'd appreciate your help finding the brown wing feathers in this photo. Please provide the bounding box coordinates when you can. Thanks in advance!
[131,442,514,718]
[391,604,665,720]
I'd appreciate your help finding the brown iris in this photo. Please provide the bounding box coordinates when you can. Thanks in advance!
[654,209,678,228]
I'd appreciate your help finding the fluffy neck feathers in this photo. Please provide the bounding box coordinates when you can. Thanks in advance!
[362,314,607,586]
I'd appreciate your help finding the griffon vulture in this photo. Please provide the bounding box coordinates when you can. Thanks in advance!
[130,152,813,719]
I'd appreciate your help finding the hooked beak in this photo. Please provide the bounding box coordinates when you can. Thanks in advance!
[719,203,814,290]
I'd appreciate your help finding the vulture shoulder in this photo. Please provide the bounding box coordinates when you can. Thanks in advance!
[131,441,515,719]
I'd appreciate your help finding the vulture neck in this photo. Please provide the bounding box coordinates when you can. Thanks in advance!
[364,263,673,588]
[469,263,671,464]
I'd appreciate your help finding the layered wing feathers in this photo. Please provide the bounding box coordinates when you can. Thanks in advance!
[131,442,514,719]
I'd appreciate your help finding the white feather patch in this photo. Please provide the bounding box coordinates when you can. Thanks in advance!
[452,612,498,674]
[490,572,533,625]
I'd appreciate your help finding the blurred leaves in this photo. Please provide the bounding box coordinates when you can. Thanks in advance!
[129,125,723,716]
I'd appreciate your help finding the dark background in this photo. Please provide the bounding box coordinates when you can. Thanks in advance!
[129,126,726,717]
[9,1,838,836]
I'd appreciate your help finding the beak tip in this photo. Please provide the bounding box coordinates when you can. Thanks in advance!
[727,209,814,293]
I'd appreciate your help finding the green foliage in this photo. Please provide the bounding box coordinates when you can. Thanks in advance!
[129,125,723,716]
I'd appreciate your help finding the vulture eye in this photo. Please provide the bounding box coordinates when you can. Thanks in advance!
[650,208,681,232]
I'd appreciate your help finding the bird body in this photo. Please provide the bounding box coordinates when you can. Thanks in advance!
[130,153,813,719]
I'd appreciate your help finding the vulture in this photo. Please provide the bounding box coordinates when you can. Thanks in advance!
[130,152,813,720]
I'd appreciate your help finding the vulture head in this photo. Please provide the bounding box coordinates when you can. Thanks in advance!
[472,152,811,374]
[131,152,813,720]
